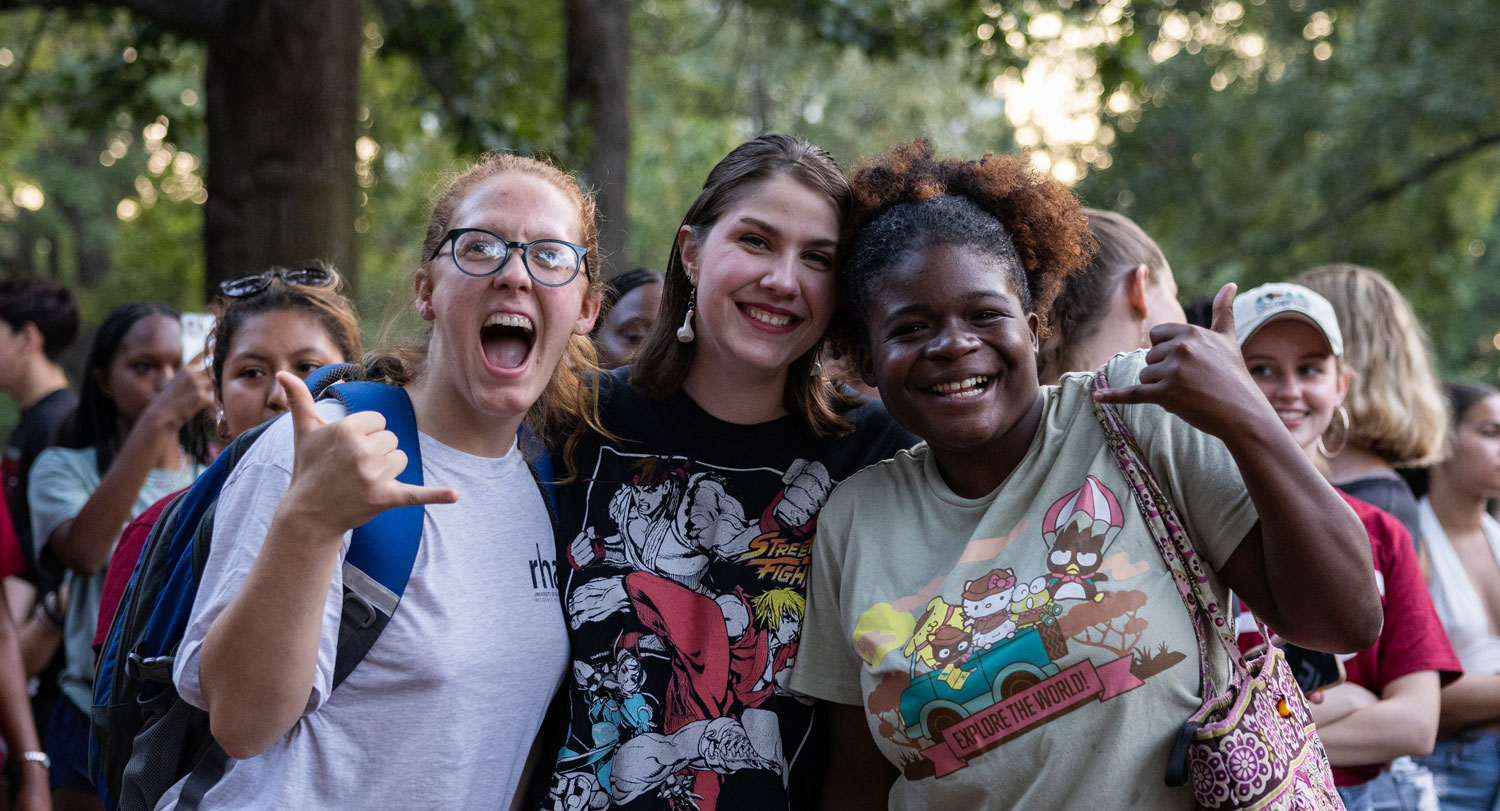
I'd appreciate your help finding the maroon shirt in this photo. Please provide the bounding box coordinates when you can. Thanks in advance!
[1238,493,1461,786]
[93,491,178,652]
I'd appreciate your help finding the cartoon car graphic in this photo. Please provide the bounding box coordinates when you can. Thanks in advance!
[898,626,1064,742]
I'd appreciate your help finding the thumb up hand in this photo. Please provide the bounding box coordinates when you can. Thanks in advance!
[280,372,458,538]
[1092,284,1274,439]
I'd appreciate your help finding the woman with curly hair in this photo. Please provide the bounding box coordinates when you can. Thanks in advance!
[789,141,1381,809]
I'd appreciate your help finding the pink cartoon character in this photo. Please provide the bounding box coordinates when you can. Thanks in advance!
[1042,475,1125,602]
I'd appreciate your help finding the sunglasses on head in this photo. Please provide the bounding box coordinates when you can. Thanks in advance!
[219,267,340,298]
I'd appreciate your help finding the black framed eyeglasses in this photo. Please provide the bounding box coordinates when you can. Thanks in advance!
[219,267,340,298]
[430,228,588,287]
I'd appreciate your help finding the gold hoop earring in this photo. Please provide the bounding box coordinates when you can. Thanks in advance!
[1317,405,1350,458]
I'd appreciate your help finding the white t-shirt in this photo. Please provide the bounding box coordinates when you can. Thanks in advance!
[161,401,567,810]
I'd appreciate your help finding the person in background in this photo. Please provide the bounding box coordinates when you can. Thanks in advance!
[594,268,663,370]
[92,267,362,653]
[1,276,80,600]
[28,302,212,811]
[0,277,79,747]
[1038,208,1186,384]
[0,491,48,809]
[544,134,913,811]
[1294,264,1447,547]
[1414,382,1500,811]
[1235,283,1457,811]
[161,152,601,809]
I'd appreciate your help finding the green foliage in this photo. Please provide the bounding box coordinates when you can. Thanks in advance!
[0,8,206,324]
[2,0,1496,390]
[1075,0,1500,383]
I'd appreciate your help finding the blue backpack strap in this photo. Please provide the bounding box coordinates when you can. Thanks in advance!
[316,380,425,688]
[304,361,366,394]
[516,422,559,526]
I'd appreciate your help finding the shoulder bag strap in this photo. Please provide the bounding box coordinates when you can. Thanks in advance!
[1087,368,1250,697]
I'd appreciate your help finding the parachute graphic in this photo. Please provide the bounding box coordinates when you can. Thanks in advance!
[1042,474,1125,548]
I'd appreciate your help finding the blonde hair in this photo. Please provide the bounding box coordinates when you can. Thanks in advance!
[1293,264,1447,466]
[372,152,608,478]
[751,588,806,627]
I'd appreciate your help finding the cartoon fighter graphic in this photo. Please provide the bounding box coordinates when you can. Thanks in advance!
[555,639,659,797]
[567,573,805,809]
[567,457,832,593]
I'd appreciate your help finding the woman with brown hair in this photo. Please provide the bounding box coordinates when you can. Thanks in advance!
[1415,382,1500,810]
[544,134,913,810]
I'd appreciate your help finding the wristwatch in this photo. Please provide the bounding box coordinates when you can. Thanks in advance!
[20,750,50,769]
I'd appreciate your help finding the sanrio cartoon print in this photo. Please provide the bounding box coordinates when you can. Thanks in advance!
[848,474,1187,781]
[1043,475,1123,602]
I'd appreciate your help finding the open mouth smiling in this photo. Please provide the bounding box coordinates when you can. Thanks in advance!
[739,303,801,329]
[927,375,992,399]
[480,312,535,371]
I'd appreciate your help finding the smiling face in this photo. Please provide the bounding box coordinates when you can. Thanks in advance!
[679,174,839,386]
[217,309,347,439]
[416,171,599,425]
[861,242,1041,469]
[1439,394,1500,500]
[1240,318,1349,456]
[98,313,182,427]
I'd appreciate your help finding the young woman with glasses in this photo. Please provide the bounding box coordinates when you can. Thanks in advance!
[540,134,914,810]
[92,266,361,658]
[155,154,605,809]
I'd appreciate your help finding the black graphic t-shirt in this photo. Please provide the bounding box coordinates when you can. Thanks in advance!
[545,369,915,811]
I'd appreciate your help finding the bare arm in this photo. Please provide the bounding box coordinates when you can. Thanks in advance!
[1435,673,1500,737]
[197,373,455,759]
[0,582,50,811]
[1312,672,1441,765]
[1097,284,1380,653]
[817,703,897,811]
[50,365,212,573]
[198,502,346,758]
[18,589,63,677]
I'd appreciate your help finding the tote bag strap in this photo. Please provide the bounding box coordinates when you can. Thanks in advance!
[1087,367,1253,698]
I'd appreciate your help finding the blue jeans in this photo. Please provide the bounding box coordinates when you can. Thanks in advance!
[1339,758,1440,811]
[1415,730,1500,811]
[42,697,95,792]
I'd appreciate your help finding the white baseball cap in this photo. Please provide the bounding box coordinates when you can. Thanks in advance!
[1232,283,1343,356]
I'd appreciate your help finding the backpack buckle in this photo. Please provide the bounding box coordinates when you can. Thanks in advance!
[343,592,379,629]
[125,652,177,685]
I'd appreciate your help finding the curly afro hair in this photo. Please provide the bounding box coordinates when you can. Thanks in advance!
[839,139,1094,347]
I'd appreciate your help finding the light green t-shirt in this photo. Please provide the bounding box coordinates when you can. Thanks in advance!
[789,351,1259,810]
[29,445,201,713]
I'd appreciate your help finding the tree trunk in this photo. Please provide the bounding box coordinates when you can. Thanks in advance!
[200,0,362,299]
[564,0,630,279]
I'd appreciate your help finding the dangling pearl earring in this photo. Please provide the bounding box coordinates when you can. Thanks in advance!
[676,288,697,343]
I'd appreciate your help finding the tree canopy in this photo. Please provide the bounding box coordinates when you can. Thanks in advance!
[1,0,1496,395]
